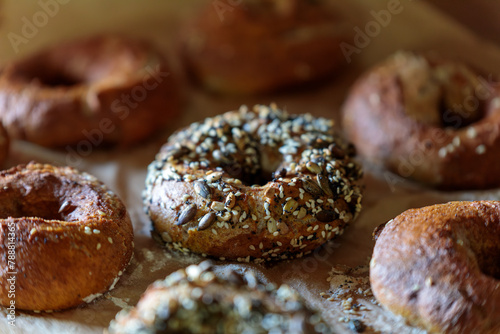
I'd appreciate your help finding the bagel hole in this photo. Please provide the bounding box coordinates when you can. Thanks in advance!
[0,174,78,221]
[26,70,81,87]
[476,248,500,280]
[222,161,276,186]
[0,200,69,221]
[12,61,83,87]
[439,96,485,129]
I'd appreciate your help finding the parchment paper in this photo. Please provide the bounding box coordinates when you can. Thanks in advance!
[1,1,500,333]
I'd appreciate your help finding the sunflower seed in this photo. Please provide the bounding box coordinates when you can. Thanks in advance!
[177,204,197,226]
[198,213,216,231]
[317,174,333,197]
[302,178,324,196]
[306,161,322,174]
[316,210,336,223]
[58,200,72,213]
[194,182,211,200]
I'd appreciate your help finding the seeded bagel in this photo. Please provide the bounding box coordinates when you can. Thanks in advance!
[108,260,332,334]
[144,104,363,262]
[0,163,134,311]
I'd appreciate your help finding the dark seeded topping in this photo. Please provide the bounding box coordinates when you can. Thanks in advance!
[143,104,364,263]
[108,260,333,333]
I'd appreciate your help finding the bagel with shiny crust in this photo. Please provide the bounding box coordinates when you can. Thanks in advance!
[0,163,134,311]
[342,51,500,189]
[0,34,180,147]
[180,0,349,94]
[144,104,363,263]
[108,260,332,334]
[370,201,500,334]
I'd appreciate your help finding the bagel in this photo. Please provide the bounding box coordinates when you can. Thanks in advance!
[180,0,349,94]
[0,163,134,311]
[108,260,332,334]
[370,201,500,334]
[0,34,181,148]
[0,122,9,166]
[144,104,363,263]
[342,51,500,189]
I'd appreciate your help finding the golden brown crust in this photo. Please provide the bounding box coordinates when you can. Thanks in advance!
[370,201,500,334]
[144,105,363,263]
[0,122,9,167]
[180,0,349,94]
[0,34,181,148]
[108,260,332,334]
[0,163,134,311]
[342,51,500,189]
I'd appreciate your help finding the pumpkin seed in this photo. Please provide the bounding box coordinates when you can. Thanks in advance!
[283,199,298,214]
[306,161,322,174]
[297,207,307,219]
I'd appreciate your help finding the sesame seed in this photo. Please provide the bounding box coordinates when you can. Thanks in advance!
[96,243,101,250]
[467,127,477,138]
[476,145,486,154]
[438,147,447,158]
[93,229,100,234]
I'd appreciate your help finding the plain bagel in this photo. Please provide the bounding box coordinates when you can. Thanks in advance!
[0,163,134,311]
[342,51,500,189]
[370,201,500,334]
[0,34,181,148]
[179,0,350,94]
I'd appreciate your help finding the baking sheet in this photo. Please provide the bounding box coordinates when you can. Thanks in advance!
[1,0,500,333]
